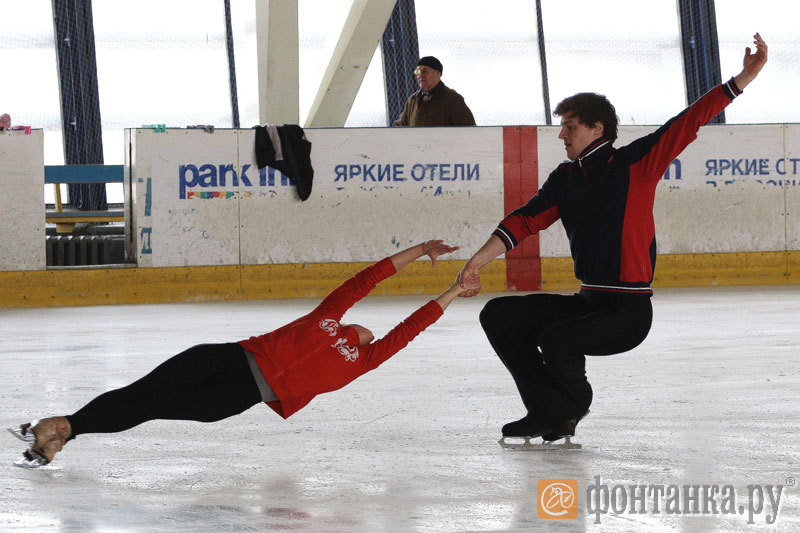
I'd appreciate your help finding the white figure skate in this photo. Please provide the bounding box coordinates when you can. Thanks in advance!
[7,420,40,446]
[13,448,51,469]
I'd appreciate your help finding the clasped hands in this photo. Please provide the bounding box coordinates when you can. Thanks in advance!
[419,240,481,297]
[457,268,481,297]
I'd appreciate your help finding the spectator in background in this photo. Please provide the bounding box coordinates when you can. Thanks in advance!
[395,56,475,127]
[0,114,10,131]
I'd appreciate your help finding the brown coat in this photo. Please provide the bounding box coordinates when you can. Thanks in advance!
[394,81,475,126]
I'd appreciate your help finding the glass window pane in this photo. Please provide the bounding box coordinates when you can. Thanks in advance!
[93,0,232,166]
[232,0,391,127]
[542,0,684,125]
[0,0,64,182]
[716,1,800,123]
[298,0,351,125]
[416,0,544,125]
[230,0,259,128]
[345,47,386,127]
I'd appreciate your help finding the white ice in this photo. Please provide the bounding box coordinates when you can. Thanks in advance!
[2,286,799,532]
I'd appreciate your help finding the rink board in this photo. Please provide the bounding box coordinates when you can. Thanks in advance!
[786,124,800,251]
[129,127,504,268]
[239,127,503,265]
[0,129,45,271]
[537,124,794,259]
[1,123,800,306]
[128,122,796,271]
[129,129,241,268]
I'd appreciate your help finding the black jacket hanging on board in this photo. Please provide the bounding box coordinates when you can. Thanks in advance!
[254,124,314,201]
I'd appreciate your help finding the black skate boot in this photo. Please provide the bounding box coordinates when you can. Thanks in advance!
[501,415,551,438]
[498,415,553,450]
[542,410,589,444]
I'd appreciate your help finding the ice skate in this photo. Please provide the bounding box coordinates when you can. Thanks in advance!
[13,437,64,469]
[497,415,553,450]
[538,410,590,449]
[7,417,71,449]
[498,412,587,451]
[14,448,50,469]
[7,420,40,445]
[9,419,69,468]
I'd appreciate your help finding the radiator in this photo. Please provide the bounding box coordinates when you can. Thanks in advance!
[46,235,126,266]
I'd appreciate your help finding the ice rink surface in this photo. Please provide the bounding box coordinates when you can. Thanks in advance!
[2,285,799,532]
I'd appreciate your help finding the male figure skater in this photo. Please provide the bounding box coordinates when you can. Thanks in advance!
[458,34,768,445]
[10,240,476,467]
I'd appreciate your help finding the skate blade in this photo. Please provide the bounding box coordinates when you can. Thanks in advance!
[546,436,582,449]
[13,448,50,469]
[498,436,582,451]
[7,423,37,445]
[498,436,536,450]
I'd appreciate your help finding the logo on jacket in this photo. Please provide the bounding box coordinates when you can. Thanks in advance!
[319,318,339,336]
[331,338,359,362]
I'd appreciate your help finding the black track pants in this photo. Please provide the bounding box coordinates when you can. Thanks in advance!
[479,290,653,426]
[66,343,262,437]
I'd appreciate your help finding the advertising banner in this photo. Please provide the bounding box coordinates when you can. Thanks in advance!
[131,127,504,267]
[536,124,793,257]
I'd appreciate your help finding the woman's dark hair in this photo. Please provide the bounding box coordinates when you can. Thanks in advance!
[554,93,619,143]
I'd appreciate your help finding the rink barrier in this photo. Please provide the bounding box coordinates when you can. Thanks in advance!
[0,259,506,308]
[1,253,796,307]
[2,124,800,307]
[0,129,45,271]
[541,251,798,291]
[128,127,505,269]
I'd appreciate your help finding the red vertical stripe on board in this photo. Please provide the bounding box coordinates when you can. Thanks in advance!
[502,126,540,291]
[518,127,540,261]
[502,127,522,214]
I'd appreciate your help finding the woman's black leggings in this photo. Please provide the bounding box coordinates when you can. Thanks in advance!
[66,343,262,437]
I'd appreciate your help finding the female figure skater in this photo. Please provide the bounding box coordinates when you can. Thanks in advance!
[9,240,478,467]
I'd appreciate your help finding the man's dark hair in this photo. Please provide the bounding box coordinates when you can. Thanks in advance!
[554,93,619,143]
